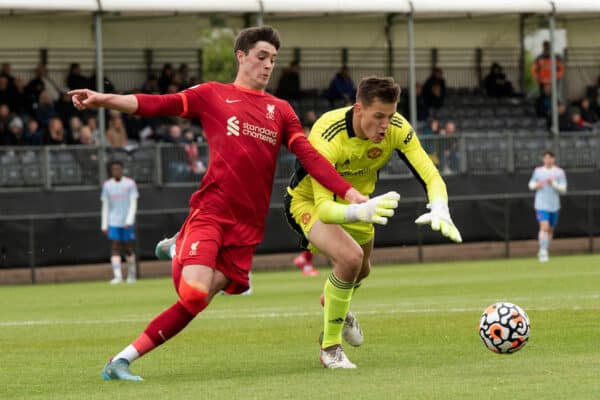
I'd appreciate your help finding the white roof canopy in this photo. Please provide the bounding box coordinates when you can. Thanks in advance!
[0,0,599,14]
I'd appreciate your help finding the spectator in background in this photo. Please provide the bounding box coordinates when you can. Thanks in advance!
[68,116,83,144]
[422,67,446,113]
[56,92,80,127]
[0,116,25,146]
[579,97,598,125]
[158,63,175,94]
[45,117,67,145]
[0,104,11,137]
[165,124,185,143]
[484,62,515,97]
[23,119,43,146]
[11,77,29,115]
[326,66,356,105]
[0,76,13,107]
[90,70,116,94]
[141,74,160,94]
[25,64,61,104]
[78,125,96,145]
[439,120,459,174]
[106,111,128,148]
[276,61,301,101]
[535,83,552,118]
[66,63,90,90]
[566,108,592,132]
[302,109,317,135]
[531,41,565,95]
[0,63,16,89]
[178,63,191,89]
[401,82,429,122]
[557,103,570,131]
[35,90,58,128]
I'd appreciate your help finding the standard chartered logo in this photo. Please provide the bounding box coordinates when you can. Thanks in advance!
[227,116,240,136]
[225,115,278,146]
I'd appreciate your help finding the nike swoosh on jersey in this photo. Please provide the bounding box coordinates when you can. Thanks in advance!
[226,99,242,103]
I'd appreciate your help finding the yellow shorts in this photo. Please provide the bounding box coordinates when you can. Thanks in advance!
[284,192,374,252]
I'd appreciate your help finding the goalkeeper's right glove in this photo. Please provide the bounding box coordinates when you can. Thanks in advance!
[344,191,401,225]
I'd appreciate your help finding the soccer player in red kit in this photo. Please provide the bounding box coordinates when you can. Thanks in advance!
[69,26,375,381]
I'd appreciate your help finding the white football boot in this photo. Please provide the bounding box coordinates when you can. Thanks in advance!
[320,345,357,369]
[538,249,549,263]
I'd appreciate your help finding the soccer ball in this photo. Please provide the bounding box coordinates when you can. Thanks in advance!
[478,302,530,354]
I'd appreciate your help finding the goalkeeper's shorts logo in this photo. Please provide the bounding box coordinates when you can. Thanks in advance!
[301,212,311,225]
[367,147,383,159]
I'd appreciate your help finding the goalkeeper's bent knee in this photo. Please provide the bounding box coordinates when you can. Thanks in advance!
[178,278,209,315]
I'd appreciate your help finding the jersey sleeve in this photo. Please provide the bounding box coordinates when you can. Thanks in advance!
[393,114,448,203]
[178,83,213,120]
[100,183,108,202]
[528,169,539,190]
[129,179,139,199]
[281,101,306,149]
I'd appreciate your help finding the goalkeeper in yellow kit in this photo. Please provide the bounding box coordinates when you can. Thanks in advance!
[284,76,462,369]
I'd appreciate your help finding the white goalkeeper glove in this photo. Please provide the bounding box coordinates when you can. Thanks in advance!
[345,191,401,225]
[415,200,462,243]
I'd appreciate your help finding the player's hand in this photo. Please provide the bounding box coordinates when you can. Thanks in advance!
[415,201,462,243]
[345,191,400,225]
[68,89,106,111]
[343,187,368,204]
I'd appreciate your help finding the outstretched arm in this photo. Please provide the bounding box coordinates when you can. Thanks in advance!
[69,89,138,114]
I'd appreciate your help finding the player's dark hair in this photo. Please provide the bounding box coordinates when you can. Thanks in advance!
[357,76,401,107]
[234,26,281,54]
[543,150,555,157]
[108,160,124,168]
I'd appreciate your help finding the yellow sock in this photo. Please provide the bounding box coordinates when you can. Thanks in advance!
[322,273,354,349]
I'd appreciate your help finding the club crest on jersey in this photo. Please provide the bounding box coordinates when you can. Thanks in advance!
[189,241,200,256]
[367,147,383,159]
[301,212,311,225]
[266,104,275,120]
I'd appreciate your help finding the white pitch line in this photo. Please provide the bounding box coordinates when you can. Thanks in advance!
[1,304,599,327]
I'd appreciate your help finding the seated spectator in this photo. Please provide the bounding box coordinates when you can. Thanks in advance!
[421,118,439,160]
[401,82,429,122]
[164,124,185,143]
[484,62,515,97]
[566,109,592,132]
[66,63,90,90]
[68,116,83,144]
[45,117,67,145]
[0,104,11,135]
[0,62,16,89]
[302,110,317,135]
[158,63,175,94]
[579,97,598,124]
[11,77,29,115]
[0,76,13,106]
[557,103,570,131]
[276,61,301,100]
[178,63,191,89]
[141,74,160,94]
[0,116,25,146]
[23,119,43,146]
[34,90,58,128]
[422,67,447,112]
[326,66,356,105]
[77,125,96,145]
[106,111,128,148]
[89,70,116,94]
[25,64,61,104]
[439,120,459,174]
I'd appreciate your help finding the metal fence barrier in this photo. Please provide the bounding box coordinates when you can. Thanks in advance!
[1,131,598,190]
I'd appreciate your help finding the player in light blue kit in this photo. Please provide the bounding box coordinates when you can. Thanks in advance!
[528,150,567,262]
[101,160,139,283]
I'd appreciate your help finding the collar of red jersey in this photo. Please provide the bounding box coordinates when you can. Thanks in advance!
[232,84,266,96]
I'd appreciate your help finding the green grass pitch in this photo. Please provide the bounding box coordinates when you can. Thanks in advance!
[1,254,599,400]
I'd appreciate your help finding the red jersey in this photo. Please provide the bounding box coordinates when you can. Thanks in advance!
[135,82,351,244]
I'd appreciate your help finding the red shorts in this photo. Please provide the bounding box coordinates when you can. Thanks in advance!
[172,209,261,295]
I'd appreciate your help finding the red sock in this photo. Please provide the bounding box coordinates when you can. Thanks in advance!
[302,250,313,265]
[132,301,195,357]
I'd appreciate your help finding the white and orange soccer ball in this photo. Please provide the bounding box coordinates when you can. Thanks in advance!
[478,302,530,354]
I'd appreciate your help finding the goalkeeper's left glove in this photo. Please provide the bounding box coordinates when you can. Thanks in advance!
[345,191,401,225]
[414,200,462,243]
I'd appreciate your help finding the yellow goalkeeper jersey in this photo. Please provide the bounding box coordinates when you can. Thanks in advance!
[287,106,448,212]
